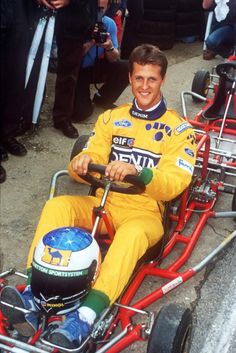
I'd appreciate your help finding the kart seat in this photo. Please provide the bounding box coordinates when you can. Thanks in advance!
[202,61,236,121]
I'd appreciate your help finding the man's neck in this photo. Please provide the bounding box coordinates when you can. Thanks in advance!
[135,99,162,112]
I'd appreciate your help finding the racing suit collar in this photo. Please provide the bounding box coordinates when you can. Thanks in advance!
[130,97,167,120]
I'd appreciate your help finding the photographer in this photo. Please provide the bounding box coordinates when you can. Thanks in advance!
[71,0,129,122]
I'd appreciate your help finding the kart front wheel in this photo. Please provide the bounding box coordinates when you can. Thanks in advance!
[191,69,210,103]
[147,303,192,353]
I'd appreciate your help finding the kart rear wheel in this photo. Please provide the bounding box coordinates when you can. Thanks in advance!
[70,134,90,160]
[191,69,210,102]
[147,303,192,353]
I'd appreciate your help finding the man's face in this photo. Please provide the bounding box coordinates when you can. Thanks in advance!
[98,0,108,10]
[129,63,165,111]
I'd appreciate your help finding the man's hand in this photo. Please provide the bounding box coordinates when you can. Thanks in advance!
[98,33,114,51]
[71,154,93,176]
[37,0,70,9]
[116,9,123,17]
[82,40,96,56]
[105,161,137,182]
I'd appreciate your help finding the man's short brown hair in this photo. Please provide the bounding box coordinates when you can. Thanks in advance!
[128,44,168,79]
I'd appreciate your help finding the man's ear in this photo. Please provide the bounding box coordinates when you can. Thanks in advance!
[128,72,132,85]
[161,75,166,85]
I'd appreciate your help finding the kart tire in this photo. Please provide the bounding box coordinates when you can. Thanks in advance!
[137,33,175,50]
[147,303,192,353]
[176,23,202,38]
[143,9,176,22]
[140,20,175,36]
[191,69,210,103]
[70,134,90,161]
[143,0,177,10]
[177,0,202,11]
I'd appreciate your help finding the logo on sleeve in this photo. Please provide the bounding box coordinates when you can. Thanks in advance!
[184,148,194,157]
[175,123,192,135]
[176,158,194,175]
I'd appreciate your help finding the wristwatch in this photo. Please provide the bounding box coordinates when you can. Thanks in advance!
[105,46,115,52]
[134,164,143,176]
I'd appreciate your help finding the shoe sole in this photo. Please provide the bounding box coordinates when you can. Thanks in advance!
[1,286,36,337]
[14,321,36,337]
[1,286,25,324]
[49,332,75,349]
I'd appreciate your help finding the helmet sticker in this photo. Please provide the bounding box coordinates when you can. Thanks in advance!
[42,246,72,267]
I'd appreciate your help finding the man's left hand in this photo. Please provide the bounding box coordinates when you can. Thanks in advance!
[97,33,113,51]
[105,161,137,182]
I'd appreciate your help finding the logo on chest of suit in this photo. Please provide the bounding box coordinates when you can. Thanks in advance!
[113,120,132,128]
[145,122,172,141]
[112,135,135,147]
[110,145,161,167]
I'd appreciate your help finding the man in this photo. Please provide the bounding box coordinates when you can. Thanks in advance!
[0,0,29,181]
[105,0,127,45]
[38,0,97,138]
[71,0,129,122]
[1,44,196,349]
[202,0,236,60]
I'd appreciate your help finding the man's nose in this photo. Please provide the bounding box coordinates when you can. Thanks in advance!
[141,79,149,89]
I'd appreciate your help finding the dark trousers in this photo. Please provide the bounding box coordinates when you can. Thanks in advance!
[0,1,30,139]
[72,58,129,119]
[53,35,84,124]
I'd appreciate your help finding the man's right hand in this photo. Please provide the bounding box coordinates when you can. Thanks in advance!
[37,0,55,9]
[71,154,93,176]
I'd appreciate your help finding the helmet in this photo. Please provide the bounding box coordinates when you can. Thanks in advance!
[31,227,101,315]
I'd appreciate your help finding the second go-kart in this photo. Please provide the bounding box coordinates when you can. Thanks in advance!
[181,56,236,171]
[0,130,236,353]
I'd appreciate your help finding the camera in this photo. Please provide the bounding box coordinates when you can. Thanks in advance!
[93,24,108,44]
[92,7,108,44]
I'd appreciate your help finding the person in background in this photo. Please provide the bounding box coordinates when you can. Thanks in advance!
[0,0,29,183]
[105,0,127,45]
[1,44,196,350]
[202,0,236,60]
[37,0,97,139]
[120,0,143,58]
[71,0,129,122]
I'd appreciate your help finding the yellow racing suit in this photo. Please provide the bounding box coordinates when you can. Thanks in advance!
[27,99,196,306]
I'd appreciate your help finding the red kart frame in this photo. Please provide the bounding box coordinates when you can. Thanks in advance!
[181,56,236,170]
[1,131,236,353]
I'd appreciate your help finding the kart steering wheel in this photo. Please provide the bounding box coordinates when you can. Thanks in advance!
[216,62,236,82]
[79,163,145,194]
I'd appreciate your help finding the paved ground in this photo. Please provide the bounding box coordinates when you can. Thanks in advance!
[0,40,235,352]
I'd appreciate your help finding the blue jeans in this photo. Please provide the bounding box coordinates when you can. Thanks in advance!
[206,24,236,58]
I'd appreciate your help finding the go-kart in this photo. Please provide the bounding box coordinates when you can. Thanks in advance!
[181,56,236,171]
[181,55,236,213]
[1,129,236,353]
